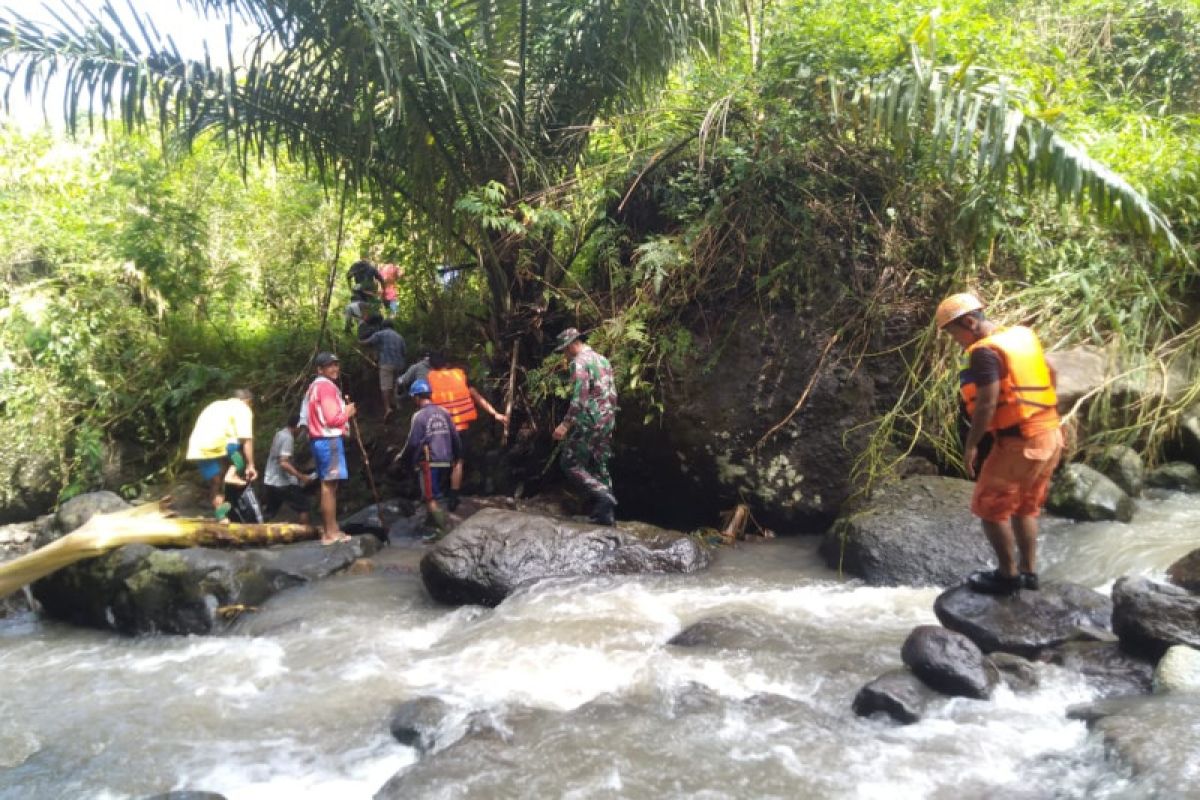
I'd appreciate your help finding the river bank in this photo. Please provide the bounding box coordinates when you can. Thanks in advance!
[2,489,1198,799]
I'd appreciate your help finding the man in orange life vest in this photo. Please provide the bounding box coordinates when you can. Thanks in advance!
[426,352,507,510]
[936,292,1064,595]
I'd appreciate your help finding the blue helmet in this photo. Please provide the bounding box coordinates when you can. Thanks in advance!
[409,378,432,397]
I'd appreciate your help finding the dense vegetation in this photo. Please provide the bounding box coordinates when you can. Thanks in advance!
[2,0,1198,511]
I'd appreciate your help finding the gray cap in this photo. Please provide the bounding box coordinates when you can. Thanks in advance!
[314,351,340,367]
[554,327,583,352]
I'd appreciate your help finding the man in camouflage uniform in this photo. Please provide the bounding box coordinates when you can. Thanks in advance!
[553,328,619,525]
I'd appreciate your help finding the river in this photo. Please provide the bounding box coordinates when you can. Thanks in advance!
[1,490,1197,800]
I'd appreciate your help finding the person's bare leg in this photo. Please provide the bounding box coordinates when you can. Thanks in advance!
[319,480,343,541]
[450,460,463,492]
[981,519,1018,577]
[208,474,225,511]
[1012,515,1038,574]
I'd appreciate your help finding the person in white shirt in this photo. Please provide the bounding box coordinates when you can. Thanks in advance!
[263,416,315,525]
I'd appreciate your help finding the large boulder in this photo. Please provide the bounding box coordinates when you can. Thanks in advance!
[1153,645,1200,694]
[667,613,791,651]
[1095,445,1144,498]
[53,491,131,537]
[419,508,710,606]
[900,625,994,699]
[1167,548,1200,593]
[852,668,941,725]
[1045,463,1134,523]
[819,476,992,587]
[1112,576,1200,660]
[933,582,1113,657]
[1144,462,1200,493]
[1067,695,1200,791]
[1046,347,1108,414]
[32,534,378,635]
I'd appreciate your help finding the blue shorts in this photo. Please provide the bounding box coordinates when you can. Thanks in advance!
[312,437,348,481]
[197,442,242,481]
[418,463,450,501]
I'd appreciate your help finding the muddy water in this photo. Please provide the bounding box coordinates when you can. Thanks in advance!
[1,492,1197,800]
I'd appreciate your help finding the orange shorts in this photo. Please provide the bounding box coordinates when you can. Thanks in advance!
[971,427,1063,523]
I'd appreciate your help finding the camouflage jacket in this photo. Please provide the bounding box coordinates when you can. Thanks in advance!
[563,344,617,431]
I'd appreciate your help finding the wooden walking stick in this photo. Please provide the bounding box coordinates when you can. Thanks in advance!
[503,340,519,446]
[344,393,382,506]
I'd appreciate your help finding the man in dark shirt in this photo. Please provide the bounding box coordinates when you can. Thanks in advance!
[404,378,462,537]
[359,320,407,419]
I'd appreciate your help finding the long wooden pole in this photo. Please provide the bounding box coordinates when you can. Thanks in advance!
[0,502,317,598]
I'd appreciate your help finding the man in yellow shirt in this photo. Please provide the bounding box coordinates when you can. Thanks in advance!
[186,389,258,520]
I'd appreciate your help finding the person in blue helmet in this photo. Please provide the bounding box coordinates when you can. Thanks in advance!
[404,378,462,538]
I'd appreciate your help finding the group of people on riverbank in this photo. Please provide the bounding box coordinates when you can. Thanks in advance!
[185,260,620,542]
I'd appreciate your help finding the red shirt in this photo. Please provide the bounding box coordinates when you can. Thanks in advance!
[306,376,349,436]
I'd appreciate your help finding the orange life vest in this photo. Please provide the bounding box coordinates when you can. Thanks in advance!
[960,326,1059,436]
[428,368,478,431]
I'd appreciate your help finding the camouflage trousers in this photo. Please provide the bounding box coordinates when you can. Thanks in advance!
[560,422,614,498]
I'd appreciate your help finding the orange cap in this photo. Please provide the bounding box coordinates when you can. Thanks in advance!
[934,293,983,329]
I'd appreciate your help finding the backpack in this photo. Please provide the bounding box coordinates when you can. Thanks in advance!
[227,484,265,524]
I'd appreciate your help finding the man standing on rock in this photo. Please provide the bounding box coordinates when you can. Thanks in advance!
[305,352,357,544]
[936,292,1062,594]
[553,328,619,525]
[403,378,462,539]
[185,389,257,521]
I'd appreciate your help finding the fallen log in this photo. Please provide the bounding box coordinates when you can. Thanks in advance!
[0,500,317,598]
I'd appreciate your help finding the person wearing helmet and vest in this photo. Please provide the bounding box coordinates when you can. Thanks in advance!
[404,378,462,538]
[426,352,507,511]
[936,292,1063,595]
[552,327,619,526]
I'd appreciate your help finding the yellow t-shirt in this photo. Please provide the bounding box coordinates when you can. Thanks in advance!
[186,399,253,460]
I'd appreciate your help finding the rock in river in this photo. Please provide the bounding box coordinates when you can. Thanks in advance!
[1112,575,1200,660]
[32,529,378,636]
[820,476,992,587]
[852,668,941,725]
[900,624,995,699]
[419,508,710,606]
[1067,694,1200,793]
[933,582,1112,657]
[1045,463,1134,523]
[1167,548,1200,593]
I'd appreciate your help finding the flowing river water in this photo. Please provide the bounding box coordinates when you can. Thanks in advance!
[1,490,1198,800]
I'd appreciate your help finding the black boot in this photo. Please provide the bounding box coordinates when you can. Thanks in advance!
[588,493,616,526]
[445,489,460,512]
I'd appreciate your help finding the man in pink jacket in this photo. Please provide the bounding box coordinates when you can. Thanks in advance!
[305,352,358,544]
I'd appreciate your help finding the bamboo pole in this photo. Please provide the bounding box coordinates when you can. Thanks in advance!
[503,340,519,446]
[0,501,318,598]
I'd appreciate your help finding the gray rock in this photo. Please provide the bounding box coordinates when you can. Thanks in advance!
[32,536,379,635]
[986,652,1039,693]
[820,476,992,587]
[900,625,994,699]
[1144,462,1200,493]
[667,614,788,650]
[1167,548,1200,593]
[1045,463,1134,523]
[1153,645,1200,694]
[390,697,452,752]
[419,508,710,607]
[1067,694,1200,792]
[1046,348,1108,415]
[933,582,1113,657]
[53,491,131,537]
[1095,445,1144,498]
[852,668,941,724]
[1047,641,1154,698]
[1112,576,1200,660]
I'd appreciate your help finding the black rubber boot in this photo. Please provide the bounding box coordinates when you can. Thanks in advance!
[588,493,616,526]
[445,489,460,512]
[967,569,1021,595]
[1020,571,1040,590]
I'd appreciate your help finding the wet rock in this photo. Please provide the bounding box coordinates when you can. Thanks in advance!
[1095,445,1144,498]
[1045,463,1134,523]
[390,697,452,753]
[852,668,941,724]
[1067,694,1200,791]
[1144,461,1200,493]
[1167,548,1200,593]
[900,625,994,699]
[667,614,788,650]
[1153,645,1200,694]
[933,582,1113,657]
[1111,576,1200,660]
[1046,641,1153,698]
[419,508,709,606]
[53,491,131,537]
[1046,348,1108,414]
[986,652,1039,693]
[820,476,992,587]
[32,536,379,635]
[341,499,413,541]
